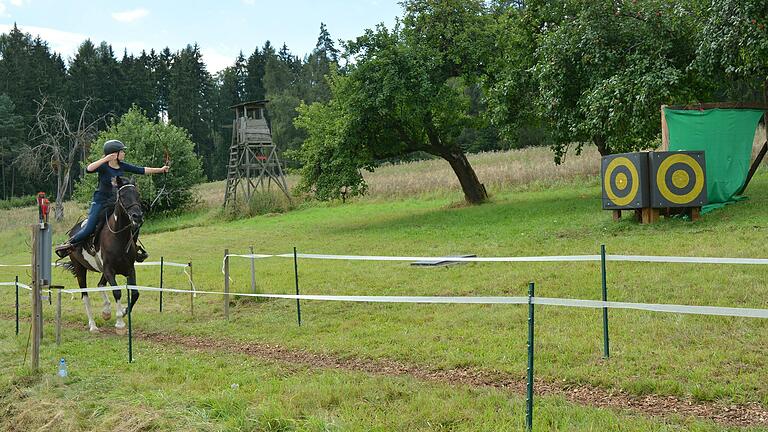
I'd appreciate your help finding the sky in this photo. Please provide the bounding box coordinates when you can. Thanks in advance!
[0,0,403,73]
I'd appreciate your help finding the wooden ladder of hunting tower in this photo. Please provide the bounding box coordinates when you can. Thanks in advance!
[223,100,290,208]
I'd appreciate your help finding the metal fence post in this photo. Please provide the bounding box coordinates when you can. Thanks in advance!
[250,245,256,294]
[224,249,230,320]
[526,281,535,432]
[188,261,194,317]
[601,244,610,359]
[159,256,164,313]
[294,247,301,327]
[15,275,19,336]
[127,286,133,363]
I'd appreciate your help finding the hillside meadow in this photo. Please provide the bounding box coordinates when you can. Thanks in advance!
[1,147,767,431]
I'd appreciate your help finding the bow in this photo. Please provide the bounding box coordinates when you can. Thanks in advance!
[149,145,172,210]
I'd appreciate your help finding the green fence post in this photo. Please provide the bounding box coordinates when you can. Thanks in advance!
[293,247,301,327]
[601,244,610,359]
[159,256,164,313]
[128,287,133,363]
[15,275,19,336]
[526,281,535,431]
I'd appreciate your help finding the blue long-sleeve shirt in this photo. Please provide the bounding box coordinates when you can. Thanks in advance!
[88,161,145,203]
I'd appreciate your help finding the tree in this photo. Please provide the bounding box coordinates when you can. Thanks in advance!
[531,0,705,162]
[295,0,493,204]
[17,97,103,221]
[0,94,24,199]
[75,107,205,214]
[694,0,768,101]
[245,46,267,101]
[168,44,215,178]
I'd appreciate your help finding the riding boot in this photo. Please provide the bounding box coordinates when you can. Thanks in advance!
[55,240,77,258]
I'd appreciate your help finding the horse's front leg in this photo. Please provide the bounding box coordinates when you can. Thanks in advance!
[104,272,127,335]
[98,275,111,321]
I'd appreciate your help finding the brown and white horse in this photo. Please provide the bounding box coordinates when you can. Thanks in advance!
[62,177,143,333]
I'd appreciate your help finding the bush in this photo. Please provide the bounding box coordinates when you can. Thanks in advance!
[223,190,295,220]
[74,107,205,215]
[0,194,37,210]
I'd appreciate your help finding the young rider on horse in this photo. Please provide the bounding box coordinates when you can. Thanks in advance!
[55,139,170,261]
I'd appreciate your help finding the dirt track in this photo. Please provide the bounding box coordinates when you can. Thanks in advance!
[121,329,768,428]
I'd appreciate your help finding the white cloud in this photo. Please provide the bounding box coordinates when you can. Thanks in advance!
[111,8,149,23]
[0,24,87,59]
[9,0,26,6]
[202,47,234,74]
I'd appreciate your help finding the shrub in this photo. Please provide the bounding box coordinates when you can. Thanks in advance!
[74,107,205,215]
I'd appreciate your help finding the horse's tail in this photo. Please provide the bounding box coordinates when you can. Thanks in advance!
[58,260,78,276]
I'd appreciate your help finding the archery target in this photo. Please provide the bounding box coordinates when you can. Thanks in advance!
[650,151,707,207]
[601,152,649,209]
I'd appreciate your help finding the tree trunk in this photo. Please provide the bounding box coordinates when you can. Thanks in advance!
[424,124,487,204]
[440,150,488,204]
[55,165,65,222]
[594,135,610,156]
[1,159,5,200]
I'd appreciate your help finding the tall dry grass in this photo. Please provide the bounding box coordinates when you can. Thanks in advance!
[193,146,601,207]
[362,146,601,199]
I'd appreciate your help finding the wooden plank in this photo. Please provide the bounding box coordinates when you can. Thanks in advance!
[690,207,701,222]
[665,102,768,110]
[612,210,621,221]
[660,105,669,151]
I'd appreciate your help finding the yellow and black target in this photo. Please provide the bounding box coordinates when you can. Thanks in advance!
[650,151,707,208]
[601,152,649,209]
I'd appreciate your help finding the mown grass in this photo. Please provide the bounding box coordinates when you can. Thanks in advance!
[1,147,767,430]
[0,320,759,431]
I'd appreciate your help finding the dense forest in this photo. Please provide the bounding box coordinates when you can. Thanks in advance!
[1,0,766,203]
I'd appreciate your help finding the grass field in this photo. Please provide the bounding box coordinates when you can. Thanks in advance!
[1,147,767,431]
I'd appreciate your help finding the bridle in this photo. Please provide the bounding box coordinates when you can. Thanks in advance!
[106,184,142,235]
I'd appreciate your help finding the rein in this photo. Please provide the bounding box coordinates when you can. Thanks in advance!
[105,184,141,235]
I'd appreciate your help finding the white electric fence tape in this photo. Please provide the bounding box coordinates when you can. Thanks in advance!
[222,252,768,265]
[54,284,768,319]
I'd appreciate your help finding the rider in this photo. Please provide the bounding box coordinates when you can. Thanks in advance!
[55,139,169,261]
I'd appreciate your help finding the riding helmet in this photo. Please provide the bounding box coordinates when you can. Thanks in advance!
[103,139,126,155]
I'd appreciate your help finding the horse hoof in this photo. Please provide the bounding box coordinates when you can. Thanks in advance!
[89,327,99,333]
[115,327,127,336]
[102,312,112,321]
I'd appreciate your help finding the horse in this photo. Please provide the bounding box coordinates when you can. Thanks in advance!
[61,176,143,334]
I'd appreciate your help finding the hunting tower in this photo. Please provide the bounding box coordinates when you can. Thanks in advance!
[223,100,290,208]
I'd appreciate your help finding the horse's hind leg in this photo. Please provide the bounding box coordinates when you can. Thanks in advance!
[98,275,111,321]
[77,268,99,333]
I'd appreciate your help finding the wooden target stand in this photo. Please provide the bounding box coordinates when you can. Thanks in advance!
[604,151,706,225]
[613,103,768,225]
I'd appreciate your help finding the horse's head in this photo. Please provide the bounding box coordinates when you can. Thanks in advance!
[114,177,144,228]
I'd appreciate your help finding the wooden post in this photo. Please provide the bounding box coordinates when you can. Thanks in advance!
[30,227,40,371]
[612,210,621,221]
[690,207,701,222]
[640,208,660,224]
[660,105,670,151]
[224,249,230,320]
[249,246,256,294]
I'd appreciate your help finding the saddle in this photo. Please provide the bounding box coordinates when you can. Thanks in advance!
[69,204,115,255]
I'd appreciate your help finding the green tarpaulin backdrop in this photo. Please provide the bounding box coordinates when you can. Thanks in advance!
[664,108,764,211]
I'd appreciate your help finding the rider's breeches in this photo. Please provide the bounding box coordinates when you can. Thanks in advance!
[70,201,104,244]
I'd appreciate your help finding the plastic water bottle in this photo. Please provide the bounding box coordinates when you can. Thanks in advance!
[57,358,68,378]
